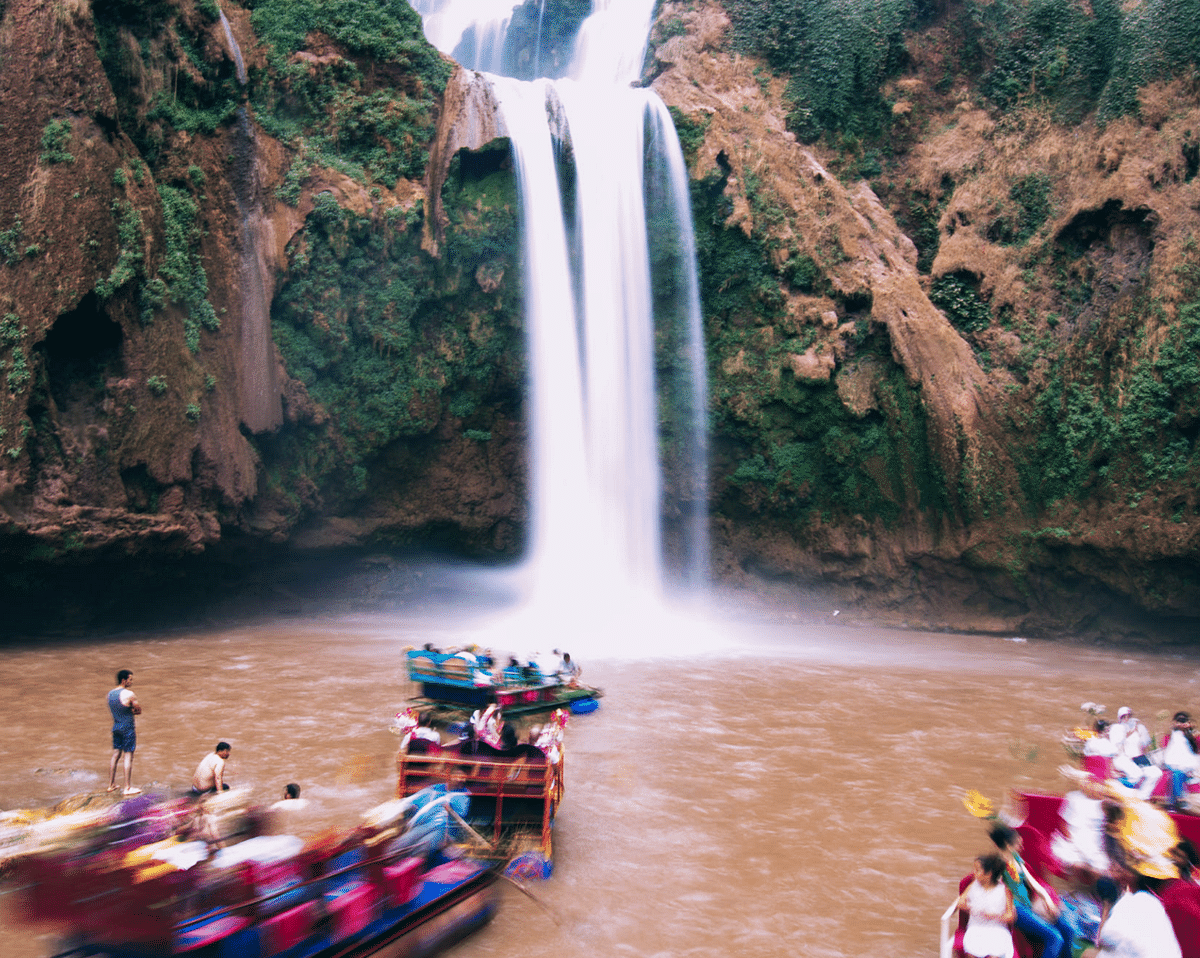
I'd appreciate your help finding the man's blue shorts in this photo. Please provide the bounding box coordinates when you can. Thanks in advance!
[112,728,137,752]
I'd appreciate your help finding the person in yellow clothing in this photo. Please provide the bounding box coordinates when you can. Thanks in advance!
[1058,764,1180,882]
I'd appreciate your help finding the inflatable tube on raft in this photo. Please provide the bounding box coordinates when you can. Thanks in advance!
[569,698,599,714]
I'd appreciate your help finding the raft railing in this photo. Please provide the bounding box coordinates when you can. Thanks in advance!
[937,897,957,958]
[395,747,561,860]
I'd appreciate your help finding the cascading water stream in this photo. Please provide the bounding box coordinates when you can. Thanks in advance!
[532,0,546,78]
[219,5,281,432]
[411,0,521,75]
[411,0,709,636]
[217,9,247,86]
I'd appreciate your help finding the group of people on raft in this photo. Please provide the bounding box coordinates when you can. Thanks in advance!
[395,702,568,762]
[1074,706,1200,811]
[416,645,582,689]
[954,705,1200,958]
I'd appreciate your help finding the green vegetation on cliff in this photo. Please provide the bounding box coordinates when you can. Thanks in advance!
[92,0,239,165]
[268,144,523,508]
[724,0,1200,144]
[249,0,451,187]
[157,185,220,351]
[1014,258,1200,513]
[689,163,947,529]
[724,0,919,142]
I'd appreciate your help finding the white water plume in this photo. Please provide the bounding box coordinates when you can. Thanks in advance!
[410,0,709,645]
[410,0,522,73]
[569,0,657,86]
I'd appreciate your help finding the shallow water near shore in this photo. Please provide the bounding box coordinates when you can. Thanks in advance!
[1,583,1197,958]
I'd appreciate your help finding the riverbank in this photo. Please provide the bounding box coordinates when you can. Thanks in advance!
[4,543,1198,647]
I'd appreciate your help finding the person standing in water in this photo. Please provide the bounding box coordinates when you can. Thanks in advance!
[107,669,141,795]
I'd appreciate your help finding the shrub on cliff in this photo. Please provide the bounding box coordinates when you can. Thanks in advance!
[92,1,242,165]
[722,0,1200,142]
[269,160,522,503]
[249,0,451,186]
[724,0,916,141]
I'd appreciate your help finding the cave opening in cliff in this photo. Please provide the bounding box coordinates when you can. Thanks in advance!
[39,294,124,410]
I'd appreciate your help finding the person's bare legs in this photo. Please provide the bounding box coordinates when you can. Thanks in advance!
[108,749,121,791]
[108,749,134,791]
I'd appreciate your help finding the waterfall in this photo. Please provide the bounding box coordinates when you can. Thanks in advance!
[217,9,247,86]
[532,0,546,78]
[412,0,709,621]
[410,0,521,74]
[220,5,282,432]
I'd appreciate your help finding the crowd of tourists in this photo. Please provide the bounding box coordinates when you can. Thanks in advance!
[953,704,1200,958]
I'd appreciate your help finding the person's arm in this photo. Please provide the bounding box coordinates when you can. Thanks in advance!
[1002,886,1015,924]
[214,757,225,791]
[1018,860,1059,915]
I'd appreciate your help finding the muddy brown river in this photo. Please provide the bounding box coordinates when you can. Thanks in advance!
[1,576,1197,957]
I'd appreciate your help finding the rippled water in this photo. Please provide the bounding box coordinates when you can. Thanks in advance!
[2,580,1197,957]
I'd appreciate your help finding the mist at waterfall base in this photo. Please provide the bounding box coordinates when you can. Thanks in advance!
[404,0,709,654]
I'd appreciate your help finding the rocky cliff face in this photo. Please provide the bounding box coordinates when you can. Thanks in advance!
[645,0,1200,637]
[3,0,1200,639]
[0,0,526,592]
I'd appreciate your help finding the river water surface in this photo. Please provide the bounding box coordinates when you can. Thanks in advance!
[1,579,1197,957]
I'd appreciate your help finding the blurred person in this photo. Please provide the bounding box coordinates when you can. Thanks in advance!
[179,799,224,850]
[1102,803,1129,876]
[1051,777,1112,883]
[1168,838,1199,883]
[559,652,581,687]
[1162,711,1199,811]
[1110,708,1161,800]
[270,782,308,811]
[1159,839,1200,951]
[107,668,142,795]
[991,821,1075,958]
[191,742,232,795]
[472,704,503,748]
[409,712,441,747]
[1080,862,1182,958]
[1084,719,1118,761]
[956,853,1015,958]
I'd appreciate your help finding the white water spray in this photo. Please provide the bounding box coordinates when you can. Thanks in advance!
[410,0,522,74]
[411,0,709,646]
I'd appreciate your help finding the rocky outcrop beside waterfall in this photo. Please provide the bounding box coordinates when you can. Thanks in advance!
[422,67,506,253]
[647,0,1200,637]
[0,0,260,560]
[0,0,526,588]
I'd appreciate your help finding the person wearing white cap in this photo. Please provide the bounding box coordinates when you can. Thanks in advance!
[1110,707,1161,800]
